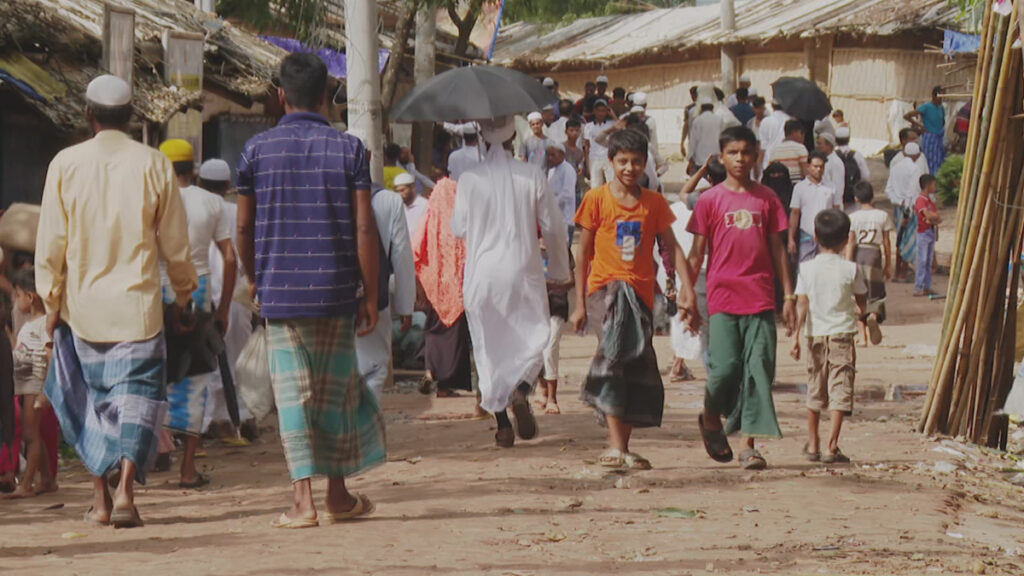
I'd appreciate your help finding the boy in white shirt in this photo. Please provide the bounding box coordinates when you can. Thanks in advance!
[846,182,894,347]
[792,209,867,465]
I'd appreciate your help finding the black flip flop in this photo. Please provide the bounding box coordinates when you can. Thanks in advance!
[510,393,538,440]
[110,506,144,529]
[179,472,211,489]
[698,414,734,463]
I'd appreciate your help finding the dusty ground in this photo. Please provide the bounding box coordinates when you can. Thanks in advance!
[4,160,1020,576]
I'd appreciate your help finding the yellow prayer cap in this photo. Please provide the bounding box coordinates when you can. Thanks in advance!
[159,139,194,163]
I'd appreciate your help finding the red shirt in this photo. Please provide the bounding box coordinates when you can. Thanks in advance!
[915,194,937,233]
[687,183,789,317]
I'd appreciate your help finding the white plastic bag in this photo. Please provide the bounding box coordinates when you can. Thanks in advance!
[235,326,274,422]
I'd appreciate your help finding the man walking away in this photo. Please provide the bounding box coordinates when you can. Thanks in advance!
[38,75,198,528]
[447,126,483,182]
[236,53,385,529]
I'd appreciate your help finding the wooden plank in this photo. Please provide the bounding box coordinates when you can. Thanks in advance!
[102,3,135,85]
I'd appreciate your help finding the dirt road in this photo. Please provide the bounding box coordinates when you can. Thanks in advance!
[3,277,1024,576]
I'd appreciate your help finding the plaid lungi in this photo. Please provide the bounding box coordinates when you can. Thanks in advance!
[45,325,167,484]
[163,275,213,436]
[266,316,386,481]
[920,131,946,175]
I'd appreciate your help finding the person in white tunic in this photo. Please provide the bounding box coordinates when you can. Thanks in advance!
[546,141,578,244]
[447,125,484,181]
[394,171,428,236]
[356,182,415,397]
[452,115,571,448]
[200,159,255,438]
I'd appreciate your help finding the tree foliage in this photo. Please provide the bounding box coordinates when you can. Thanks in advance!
[217,0,326,43]
[502,0,694,24]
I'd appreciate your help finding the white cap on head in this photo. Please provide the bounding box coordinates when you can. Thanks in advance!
[835,126,851,139]
[630,105,645,114]
[480,116,516,146]
[904,142,921,156]
[632,91,647,106]
[596,75,609,84]
[393,172,415,187]
[698,96,713,106]
[542,103,554,111]
[546,141,565,153]
[527,111,543,122]
[818,131,836,146]
[86,74,132,107]
[738,73,751,84]
[462,123,477,135]
[542,77,555,87]
[748,87,758,97]
[198,159,231,182]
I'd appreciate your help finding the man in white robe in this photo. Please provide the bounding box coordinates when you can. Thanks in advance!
[447,126,484,181]
[356,183,416,397]
[452,116,571,448]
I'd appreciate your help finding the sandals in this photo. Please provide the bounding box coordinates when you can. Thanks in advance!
[510,392,538,440]
[320,493,375,525]
[866,314,882,345]
[698,414,734,463]
[83,506,110,526]
[803,443,821,462]
[417,377,435,395]
[179,473,211,489]
[495,428,515,448]
[110,505,144,529]
[670,366,697,382]
[822,448,851,464]
[599,449,653,470]
[544,403,561,415]
[270,512,318,529]
[738,449,768,471]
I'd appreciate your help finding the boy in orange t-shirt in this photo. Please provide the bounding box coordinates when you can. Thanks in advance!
[572,129,699,470]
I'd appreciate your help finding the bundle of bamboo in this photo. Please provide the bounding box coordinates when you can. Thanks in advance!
[919,0,1024,447]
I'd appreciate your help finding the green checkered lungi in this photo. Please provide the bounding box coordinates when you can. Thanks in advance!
[266,316,386,480]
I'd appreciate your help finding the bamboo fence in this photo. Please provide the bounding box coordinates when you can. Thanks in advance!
[919,0,1024,446]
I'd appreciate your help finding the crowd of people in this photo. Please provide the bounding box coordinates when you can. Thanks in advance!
[0,55,952,530]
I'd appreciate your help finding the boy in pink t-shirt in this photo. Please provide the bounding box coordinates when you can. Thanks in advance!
[687,126,796,470]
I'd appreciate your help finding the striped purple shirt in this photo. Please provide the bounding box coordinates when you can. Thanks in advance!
[237,112,370,319]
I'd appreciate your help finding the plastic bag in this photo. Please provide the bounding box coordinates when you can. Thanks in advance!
[235,326,274,422]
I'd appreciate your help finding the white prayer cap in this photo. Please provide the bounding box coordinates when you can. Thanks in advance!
[86,74,131,107]
[462,123,477,135]
[527,111,543,122]
[818,131,836,146]
[393,172,415,187]
[630,105,645,114]
[199,159,231,182]
[835,126,851,139]
[593,98,609,108]
[632,91,648,106]
[542,77,555,87]
[698,96,713,106]
[546,141,565,153]
[904,142,921,156]
[738,73,751,83]
[480,116,516,145]
[542,103,554,111]
[596,75,609,84]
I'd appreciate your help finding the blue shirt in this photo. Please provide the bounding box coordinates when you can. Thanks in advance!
[917,102,945,134]
[237,112,371,319]
[729,102,755,127]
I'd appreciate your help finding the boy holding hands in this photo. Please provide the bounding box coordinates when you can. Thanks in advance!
[572,129,699,470]
[687,126,795,471]
[792,209,867,464]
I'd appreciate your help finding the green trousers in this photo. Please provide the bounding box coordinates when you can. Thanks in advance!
[705,311,782,438]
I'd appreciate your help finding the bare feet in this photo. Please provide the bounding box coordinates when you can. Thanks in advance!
[545,402,561,415]
[472,402,489,420]
[3,485,36,499]
[35,480,59,495]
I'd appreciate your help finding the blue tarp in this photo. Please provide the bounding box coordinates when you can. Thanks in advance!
[943,29,980,55]
[0,70,47,102]
[260,35,389,79]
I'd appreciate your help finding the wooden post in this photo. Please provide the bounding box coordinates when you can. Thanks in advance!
[345,0,384,183]
[720,0,736,93]
[163,31,204,162]
[413,6,437,182]
[102,4,135,85]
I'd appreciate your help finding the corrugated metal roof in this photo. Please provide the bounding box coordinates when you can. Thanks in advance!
[493,0,962,69]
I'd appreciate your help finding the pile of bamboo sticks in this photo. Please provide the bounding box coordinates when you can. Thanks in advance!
[920,0,1024,447]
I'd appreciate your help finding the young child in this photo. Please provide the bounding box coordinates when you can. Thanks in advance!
[572,129,698,470]
[847,181,894,346]
[914,174,941,297]
[792,209,867,464]
[687,126,795,471]
[4,268,57,498]
[537,240,574,415]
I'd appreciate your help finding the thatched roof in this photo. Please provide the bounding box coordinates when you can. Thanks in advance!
[0,0,287,131]
[493,0,964,71]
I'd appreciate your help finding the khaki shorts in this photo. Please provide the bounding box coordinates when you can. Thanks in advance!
[806,333,855,415]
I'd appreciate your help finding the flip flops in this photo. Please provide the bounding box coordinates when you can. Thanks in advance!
[738,449,768,471]
[822,448,851,464]
[510,392,538,440]
[624,452,653,470]
[803,443,821,462]
[698,414,734,463]
[110,505,144,529]
[319,493,376,525]
[270,512,318,529]
[866,314,883,345]
[495,428,515,448]
[179,473,211,489]
[599,449,626,468]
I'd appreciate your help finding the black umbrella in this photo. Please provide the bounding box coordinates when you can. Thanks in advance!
[771,77,832,122]
[217,350,241,428]
[390,65,554,122]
